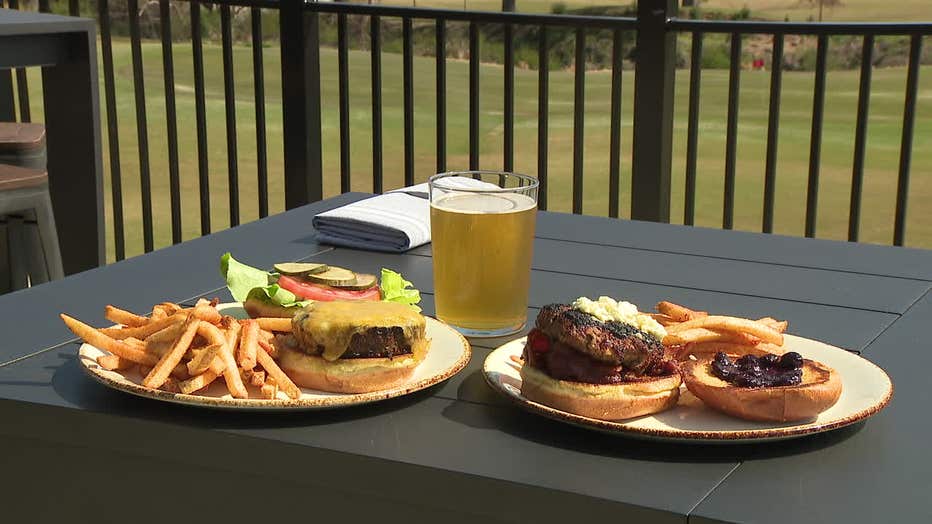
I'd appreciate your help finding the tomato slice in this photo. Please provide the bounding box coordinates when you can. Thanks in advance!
[277,275,381,302]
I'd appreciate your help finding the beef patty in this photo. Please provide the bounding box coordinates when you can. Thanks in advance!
[293,326,414,359]
[535,303,664,373]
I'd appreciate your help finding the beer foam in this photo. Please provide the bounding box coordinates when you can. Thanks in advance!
[432,192,536,214]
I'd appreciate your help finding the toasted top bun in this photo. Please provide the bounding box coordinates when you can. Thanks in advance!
[520,365,681,421]
[674,341,785,361]
[681,357,842,422]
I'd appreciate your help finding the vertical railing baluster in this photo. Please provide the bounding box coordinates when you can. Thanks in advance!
[221,5,240,226]
[191,0,210,234]
[848,34,873,242]
[68,0,78,15]
[572,27,585,214]
[631,0,676,223]
[159,0,181,244]
[608,27,624,219]
[893,34,922,247]
[762,33,784,234]
[371,16,383,193]
[403,17,414,187]
[469,21,480,171]
[435,19,446,175]
[252,7,269,218]
[7,0,30,123]
[127,0,153,252]
[537,26,549,210]
[97,0,123,260]
[723,33,741,230]
[338,13,351,192]
[281,0,323,208]
[684,31,703,226]
[37,0,48,12]
[503,20,515,176]
[805,34,828,238]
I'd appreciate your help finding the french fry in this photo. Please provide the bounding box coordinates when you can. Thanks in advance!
[238,320,260,370]
[757,317,789,333]
[259,383,278,400]
[258,329,275,344]
[143,315,201,389]
[153,302,183,317]
[247,370,266,387]
[647,313,678,327]
[192,303,221,324]
[255,317,292,333]
[258,339,278,359]
[61,314,159,366]
[187,344,223,376]
[150,308,167,321]
[104,305,149,327]
[666,315,784,346]
[179,370,221,395]
[663,328,760,347]
[198,322,248,399]
[124,337,147,350]
[256,348,300,399]
[96,354,133,371]
[146,322,186,344]
[99,314,183,340]
[656,301,708,322]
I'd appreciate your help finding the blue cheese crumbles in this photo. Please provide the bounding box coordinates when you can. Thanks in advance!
[571,296,667,340]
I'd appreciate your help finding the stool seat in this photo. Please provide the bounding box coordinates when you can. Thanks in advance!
[0,123,46,154]
[0,164,47,191]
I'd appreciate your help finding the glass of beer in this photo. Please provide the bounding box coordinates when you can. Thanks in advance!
[429,171,538,337]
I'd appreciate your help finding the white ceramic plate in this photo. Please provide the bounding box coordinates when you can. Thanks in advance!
[78,303,471,411]
[483,334,892,443]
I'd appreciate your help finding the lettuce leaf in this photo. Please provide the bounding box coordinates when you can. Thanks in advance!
[380,268,422,312]
[220,252,304,307]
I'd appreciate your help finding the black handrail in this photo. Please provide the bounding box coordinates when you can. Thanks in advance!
[3,0,930,265]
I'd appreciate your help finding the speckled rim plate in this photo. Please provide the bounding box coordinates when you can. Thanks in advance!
[78,303,471,411]
[483,334,892,443]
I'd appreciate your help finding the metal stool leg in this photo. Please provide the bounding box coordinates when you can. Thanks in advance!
[32,188,63,281]
[6,214,28,289]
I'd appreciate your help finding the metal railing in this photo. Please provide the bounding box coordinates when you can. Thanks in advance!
[1,0,930,265]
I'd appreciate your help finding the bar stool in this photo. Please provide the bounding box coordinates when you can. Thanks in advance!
[0,164,63,289]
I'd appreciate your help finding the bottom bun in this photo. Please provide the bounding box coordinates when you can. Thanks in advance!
[278,346,422,394]
[519,365,681,421]
[682,357,842,422]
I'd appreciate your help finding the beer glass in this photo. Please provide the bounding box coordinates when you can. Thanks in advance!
[429,171,539,337]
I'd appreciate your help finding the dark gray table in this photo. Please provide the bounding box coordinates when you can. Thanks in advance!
[0,194,929,523]
[0,8,103,274]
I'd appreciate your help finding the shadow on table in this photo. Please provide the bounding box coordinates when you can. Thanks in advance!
[47,352,439,430]
[442,370,865,463]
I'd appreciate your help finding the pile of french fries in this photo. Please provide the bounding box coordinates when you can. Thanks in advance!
[61,299,301,400]
[649,301,789,360]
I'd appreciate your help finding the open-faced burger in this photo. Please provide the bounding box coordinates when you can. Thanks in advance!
[520,297,682,421]
[682,351,842,422]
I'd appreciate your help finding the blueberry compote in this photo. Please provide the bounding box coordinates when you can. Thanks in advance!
[711,352,803,388]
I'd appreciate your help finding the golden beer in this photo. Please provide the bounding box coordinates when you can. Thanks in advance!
[431,190,537,335]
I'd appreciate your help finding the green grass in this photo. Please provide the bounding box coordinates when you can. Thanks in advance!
[697,0,932,22]
[17,38,932,260]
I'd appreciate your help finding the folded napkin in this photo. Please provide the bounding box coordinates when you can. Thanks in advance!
[313,177,497,252]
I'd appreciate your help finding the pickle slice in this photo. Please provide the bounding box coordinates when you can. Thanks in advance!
[274,262,329,276]
[305,266,357,286]
[336,273,378,290]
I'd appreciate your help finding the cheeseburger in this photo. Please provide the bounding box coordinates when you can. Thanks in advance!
[521,297,681,420]
[277,300,430,393]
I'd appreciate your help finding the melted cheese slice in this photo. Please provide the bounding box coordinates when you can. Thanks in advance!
[296,301,426,361]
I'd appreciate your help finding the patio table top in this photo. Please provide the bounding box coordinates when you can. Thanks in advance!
[0,193,929,523]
